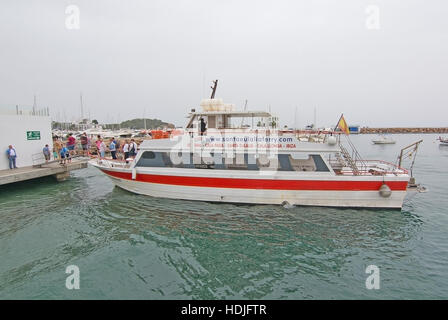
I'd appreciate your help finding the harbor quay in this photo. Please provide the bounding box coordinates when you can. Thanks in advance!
[0,159,88,186]
[0,108,88,185]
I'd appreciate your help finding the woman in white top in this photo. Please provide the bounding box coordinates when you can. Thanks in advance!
[122,140,130,163]
[99,140,107,159]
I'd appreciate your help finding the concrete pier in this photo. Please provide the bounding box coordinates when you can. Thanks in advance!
[0,159,88,186]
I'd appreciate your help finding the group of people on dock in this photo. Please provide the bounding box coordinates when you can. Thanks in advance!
[52,136,73,165]
[4,133,140,170]
[53,133,140,163]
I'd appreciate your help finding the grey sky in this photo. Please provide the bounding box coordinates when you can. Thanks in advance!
[0,0,447,128]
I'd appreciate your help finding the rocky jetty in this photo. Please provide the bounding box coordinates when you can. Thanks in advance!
[360,127,448,134]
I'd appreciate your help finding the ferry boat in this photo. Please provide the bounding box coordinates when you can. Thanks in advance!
[90,83,412,209]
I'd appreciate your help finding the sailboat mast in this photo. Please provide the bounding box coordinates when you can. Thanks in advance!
[80,93,84,120]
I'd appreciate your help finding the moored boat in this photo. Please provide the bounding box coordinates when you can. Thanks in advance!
[438,136,448,145]
[90,82,414,209]
[372,135,396,144]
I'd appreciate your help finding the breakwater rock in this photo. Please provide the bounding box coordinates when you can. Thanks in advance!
[360,127,448,134]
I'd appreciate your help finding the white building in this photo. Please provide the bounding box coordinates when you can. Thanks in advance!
[0,113,52,170]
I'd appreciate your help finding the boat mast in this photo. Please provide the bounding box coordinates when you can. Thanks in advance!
[33,94,37,116]
[294,106,298,130]
[240,99,248,127]
[210,80,218,99]
[80,93,84,120]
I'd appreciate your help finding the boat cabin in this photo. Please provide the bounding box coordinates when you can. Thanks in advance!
[185,109,277,134]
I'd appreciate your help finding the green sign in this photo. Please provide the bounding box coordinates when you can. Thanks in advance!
[26,131,41,140]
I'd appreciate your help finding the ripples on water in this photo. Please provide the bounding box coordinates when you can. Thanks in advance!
[0,134,447,299]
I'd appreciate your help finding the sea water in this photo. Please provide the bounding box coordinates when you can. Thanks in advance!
[0,134,447,299]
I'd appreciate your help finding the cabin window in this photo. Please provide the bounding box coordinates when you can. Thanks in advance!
[246,154,258,170]
[136,151,166,167]
[136,151,330,172]
[311,155,330,172]
[256,154,278,170]
[141,151,155,159]
[288,154,329,172]
[208,116,216,128]
[224,153,246,170]
[278,154,293,171]
[162,152,173,167]
[172,152,194,168]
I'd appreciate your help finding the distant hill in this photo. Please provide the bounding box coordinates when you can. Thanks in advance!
[117,118,175,130]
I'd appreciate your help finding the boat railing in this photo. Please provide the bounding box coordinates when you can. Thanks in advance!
[334,134,368,175]
[185,128,343,136]
[91,157,132,169]
[331,159,408,176]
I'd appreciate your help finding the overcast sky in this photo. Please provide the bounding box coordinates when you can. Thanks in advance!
[0,0,447,128]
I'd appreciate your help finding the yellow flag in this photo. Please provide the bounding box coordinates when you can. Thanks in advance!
[337,115,350,135]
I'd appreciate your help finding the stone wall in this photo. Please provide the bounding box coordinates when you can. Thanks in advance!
[360,127,448,134]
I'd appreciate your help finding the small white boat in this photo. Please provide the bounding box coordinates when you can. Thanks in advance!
[372,135,396,144]
[438,137,448,145]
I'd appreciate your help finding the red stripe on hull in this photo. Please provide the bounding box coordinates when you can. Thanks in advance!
[101,169,408,191]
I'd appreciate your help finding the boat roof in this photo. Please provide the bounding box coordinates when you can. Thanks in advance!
[188,110,273,118]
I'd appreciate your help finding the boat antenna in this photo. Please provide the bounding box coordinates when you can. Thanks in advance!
[210,80,218,99]
[294,106,298,130]
[240,99,248,127]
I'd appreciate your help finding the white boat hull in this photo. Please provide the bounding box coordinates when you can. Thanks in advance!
[95,166,409,209]
[372,141,396,144]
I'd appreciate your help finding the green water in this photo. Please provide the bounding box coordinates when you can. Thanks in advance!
[0,134,447,299]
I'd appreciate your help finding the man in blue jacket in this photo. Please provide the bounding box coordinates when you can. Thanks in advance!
[6,145,17,169]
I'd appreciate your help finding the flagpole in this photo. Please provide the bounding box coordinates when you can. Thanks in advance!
[334,113,343,132]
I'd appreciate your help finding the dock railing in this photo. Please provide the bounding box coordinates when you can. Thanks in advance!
[32,153,46,167]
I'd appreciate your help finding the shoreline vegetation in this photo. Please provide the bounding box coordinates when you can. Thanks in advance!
[52,118,175,131]
[359,127,448,134]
